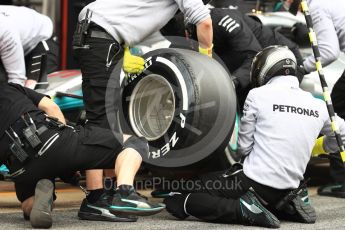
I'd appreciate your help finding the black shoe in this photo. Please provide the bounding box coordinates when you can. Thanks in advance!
[318,183,345,198]
[110,191,165,216]
[30,179,54,229]
[78,193,137,222]
[239,191,280,228]
[290,194,317,224]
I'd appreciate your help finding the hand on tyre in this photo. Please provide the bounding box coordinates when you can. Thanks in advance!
[123,46,145,74]
[199,44,213,58]
[163,193,190,220]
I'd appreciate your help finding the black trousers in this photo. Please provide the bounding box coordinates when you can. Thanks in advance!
[170,169,292,223]
[330,69,345,183]
[2,116,122,202]
[74,24,124,129]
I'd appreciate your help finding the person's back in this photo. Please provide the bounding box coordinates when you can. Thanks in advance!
[210,8,261,72]
[0,6,53,55]
[79,0,209,45]
[0,83,43,136]
[242,75,328,189]
[241,11,303,65]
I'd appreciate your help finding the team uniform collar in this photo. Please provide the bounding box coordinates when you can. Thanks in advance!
[266,75,300,89]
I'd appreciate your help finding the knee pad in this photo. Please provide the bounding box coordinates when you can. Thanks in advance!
[123,136,149,158]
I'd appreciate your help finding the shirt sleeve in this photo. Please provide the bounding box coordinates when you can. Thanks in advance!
[0,19,27,85]
[213,10,242,40]
[303,6,340,73]
[212,10,260,91]
[232,55,254,91]
[174,0,210,25]
[9,83,47,106]
[238,91,258,157]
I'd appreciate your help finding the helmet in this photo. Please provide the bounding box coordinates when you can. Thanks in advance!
[250,45,297,87]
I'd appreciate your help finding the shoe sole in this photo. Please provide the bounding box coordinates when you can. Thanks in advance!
[242,193,280,228]
[109,205,165,216]
[291,198,317,224]
[78,211,137,222]
[30,179,54,229]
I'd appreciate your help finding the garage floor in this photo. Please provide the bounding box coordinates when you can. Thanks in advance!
[0,163,344,229]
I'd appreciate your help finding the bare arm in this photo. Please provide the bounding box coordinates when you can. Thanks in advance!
[174,0,212,48]
[38,97,66,124]
[196,17,213,48]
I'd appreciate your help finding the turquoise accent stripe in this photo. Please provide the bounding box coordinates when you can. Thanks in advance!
[230,113,240,151]
[110,206,163,211]
[54,89,84,111]
[0,164,9,173]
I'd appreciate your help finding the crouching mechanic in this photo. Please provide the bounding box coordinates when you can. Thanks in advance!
[0,82,165,228]
[0,5,59,89]
[163,46,345,228]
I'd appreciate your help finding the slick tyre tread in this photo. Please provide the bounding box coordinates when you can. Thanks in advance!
[119,48,237,172]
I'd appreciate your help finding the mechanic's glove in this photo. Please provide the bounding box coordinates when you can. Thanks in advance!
[296,65,307,83]
[163,193,190,220]
[311,136,328,157]
[123,46,145,75]
[199,44,213,58]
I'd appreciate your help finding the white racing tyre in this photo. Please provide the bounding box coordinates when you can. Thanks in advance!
[118,48,237,173]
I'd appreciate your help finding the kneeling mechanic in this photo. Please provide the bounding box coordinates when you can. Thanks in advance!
[0,82,165,228]
[163,46,345,228]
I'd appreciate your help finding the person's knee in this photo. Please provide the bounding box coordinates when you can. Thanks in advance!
[123,135,149,158]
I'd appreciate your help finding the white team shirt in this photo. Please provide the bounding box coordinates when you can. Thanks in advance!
[0,6,53,85]
[239,75,345,189]
[303,0,345,72]
[79,0,210,46]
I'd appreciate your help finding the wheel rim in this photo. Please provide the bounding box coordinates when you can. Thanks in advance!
[129,74,176,141]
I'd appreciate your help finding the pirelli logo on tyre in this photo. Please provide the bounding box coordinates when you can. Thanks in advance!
[149,113,186,159]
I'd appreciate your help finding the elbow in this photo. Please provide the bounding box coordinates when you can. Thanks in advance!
[322,48,340,66]
[328,50,340,63]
